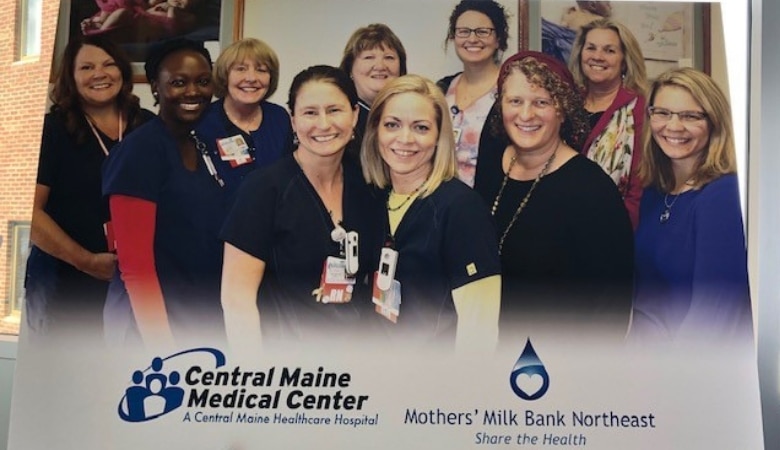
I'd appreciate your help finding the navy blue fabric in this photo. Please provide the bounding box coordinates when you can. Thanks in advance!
[194,98,293,197]
[373,179,501,344]
[631,174,753,344]
[220,155,384,343]
[102,117,238,345]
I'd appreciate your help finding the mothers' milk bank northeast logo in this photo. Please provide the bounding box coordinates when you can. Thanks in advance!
[510,339,550,401]
[118,348,226,422]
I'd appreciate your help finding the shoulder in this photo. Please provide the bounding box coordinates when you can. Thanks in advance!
[137,108,157,122]
[261,101,289,117]
[613,86,645,110]
[436,72,461,93]
[243,153,298,188]
[557,156,625,202]
[430,178,487,210]
[695,174,740,206]
[198,99,225,122]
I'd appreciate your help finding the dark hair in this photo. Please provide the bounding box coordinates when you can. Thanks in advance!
[445,0,510,54]
[144,38,213,83]
[287,65,358,114]
[339,23,408,76]
[50,34,140,144]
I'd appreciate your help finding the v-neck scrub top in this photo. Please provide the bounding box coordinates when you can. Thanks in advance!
[102,117,233,346]
[374,178,501,344]
[220,155,384,343]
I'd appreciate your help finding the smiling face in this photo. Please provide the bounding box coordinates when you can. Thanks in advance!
[378,92,438,188]
[226,58,271,106]
[501,70,562,154]
[153,50,213,128]
[351,45,401,105]
[453,10,499,66]
[580,28,624,88]
[292,80,358,159]
[650,85,710,173]
[74,44,123,109]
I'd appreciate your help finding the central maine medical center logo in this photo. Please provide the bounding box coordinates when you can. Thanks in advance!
[510,339,550,401]
[118,347,226,422]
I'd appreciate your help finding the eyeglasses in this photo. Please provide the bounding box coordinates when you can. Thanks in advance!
[453,27,495,39]
[648,106,708,123]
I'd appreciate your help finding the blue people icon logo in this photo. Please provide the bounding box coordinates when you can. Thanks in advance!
[118,347,225,422]
[509,339,550,400]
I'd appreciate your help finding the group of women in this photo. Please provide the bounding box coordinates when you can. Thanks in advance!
[24,0,752,352]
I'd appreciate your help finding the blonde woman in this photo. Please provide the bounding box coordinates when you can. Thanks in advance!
[195,38,292,193]
[569,18,648,228]
[362,74,500,351]
[631,67,752,345]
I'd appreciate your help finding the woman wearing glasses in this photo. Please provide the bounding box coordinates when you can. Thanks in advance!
[569,19,648,229]
[437,0,509,187]
[631,67,752,345]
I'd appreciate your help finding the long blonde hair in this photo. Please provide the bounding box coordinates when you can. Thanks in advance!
[639,67,736,192]
[569,18,648,96]
[361,75,456,197]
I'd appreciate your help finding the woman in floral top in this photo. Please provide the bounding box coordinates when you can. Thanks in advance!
[568,18,648,229]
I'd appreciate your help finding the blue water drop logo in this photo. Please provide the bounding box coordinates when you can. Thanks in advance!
[509,339,550,400]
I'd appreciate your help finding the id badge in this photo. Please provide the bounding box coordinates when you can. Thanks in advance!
[103,221,116,252]
[372,271,401,323]
[312,256,355,304]
[217,135,252,167]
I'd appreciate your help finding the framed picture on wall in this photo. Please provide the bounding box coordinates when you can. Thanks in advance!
[518,1,711,77]
[52,0,245,82]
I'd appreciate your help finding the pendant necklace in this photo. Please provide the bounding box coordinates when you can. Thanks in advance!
[660,179,694,224]
[492,142,559,255]
[660,192,680,224]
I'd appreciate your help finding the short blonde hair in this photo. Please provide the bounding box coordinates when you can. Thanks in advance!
[213,38,280,99]
[569,18,648,96]
[361,74,456,197]
[639,67,737,192]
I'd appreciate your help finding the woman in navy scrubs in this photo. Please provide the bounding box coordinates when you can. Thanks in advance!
[103,39,227,349]
[361,74,501,351]
[220,65,383,351]
[195,38,293,196]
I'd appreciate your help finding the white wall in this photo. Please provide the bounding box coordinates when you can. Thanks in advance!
[243,0,518,105]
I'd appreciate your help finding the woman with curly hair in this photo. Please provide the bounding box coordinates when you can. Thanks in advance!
[474,51,634,344]
[438,0,510,187]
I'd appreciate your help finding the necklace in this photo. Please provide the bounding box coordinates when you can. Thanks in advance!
[387,180,426,212]
[660,193,681,224]
[660,179,695,223]
[492,142,559,255]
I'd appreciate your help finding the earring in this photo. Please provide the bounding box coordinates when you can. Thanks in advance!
[351,131,356,141]
[293,132,299,146]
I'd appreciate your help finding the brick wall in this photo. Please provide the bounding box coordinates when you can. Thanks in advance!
[0,0,60,334]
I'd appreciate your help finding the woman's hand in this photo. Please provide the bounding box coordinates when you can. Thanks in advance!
[80,252,117,281]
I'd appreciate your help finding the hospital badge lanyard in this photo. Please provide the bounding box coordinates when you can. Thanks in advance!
[190,130,225,187]
[312,223,359,304]
[371,181,425,323]
[86,112,124,252]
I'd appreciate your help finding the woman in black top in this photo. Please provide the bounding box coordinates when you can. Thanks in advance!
[25,35,153,336]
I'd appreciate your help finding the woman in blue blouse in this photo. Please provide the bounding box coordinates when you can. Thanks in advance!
[631,67,752,345]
